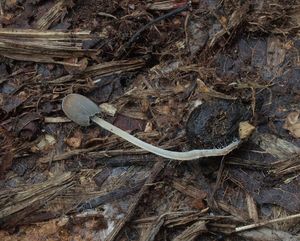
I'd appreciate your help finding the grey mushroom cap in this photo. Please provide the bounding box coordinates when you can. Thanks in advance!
[62,94,100,126]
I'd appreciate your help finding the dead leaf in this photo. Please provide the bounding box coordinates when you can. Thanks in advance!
[99,103,117,117]
[283,111,300,138]
[14,113,40,133]
[66,129,83,148]
[144,122,153,133]
[64,57,88,74]
[66,137,81,148]
[0,93,27,113]
[113,114,145,132]
[35,134,56,151]
[239,121,255,140]
[191,198,206,210]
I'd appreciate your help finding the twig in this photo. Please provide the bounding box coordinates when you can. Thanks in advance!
[235,213,300,232]
[128,4,190,46]
[97,12,118,20]
[44,116,71,123]
[117,3,191,56]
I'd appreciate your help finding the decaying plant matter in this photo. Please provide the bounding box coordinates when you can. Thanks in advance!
[0,0,300,240]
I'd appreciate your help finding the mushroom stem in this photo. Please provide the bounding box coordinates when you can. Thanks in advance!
[91,116,240,161]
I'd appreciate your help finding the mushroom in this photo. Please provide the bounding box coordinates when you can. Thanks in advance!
[62,94,240,160]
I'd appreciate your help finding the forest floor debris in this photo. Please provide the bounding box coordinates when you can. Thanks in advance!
[0,0,300,240]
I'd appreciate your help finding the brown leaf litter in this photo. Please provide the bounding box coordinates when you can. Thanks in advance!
[0,0,300,240]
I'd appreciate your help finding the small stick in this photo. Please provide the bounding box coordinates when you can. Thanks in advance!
[127,3,190,46]
[235,213,300,232]
[117,3,191,56]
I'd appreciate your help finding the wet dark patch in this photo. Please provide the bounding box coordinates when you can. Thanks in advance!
[186,99,251,148]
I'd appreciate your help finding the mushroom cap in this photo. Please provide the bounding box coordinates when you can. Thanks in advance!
[62,94,100,126]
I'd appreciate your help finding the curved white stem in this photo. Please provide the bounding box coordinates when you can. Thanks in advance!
[91,116,240,161]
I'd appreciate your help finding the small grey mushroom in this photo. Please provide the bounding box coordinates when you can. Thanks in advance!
[62,94,240,160]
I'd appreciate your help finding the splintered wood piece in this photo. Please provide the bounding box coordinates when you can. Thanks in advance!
[0,29,101,64]
[0,172,73,227]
